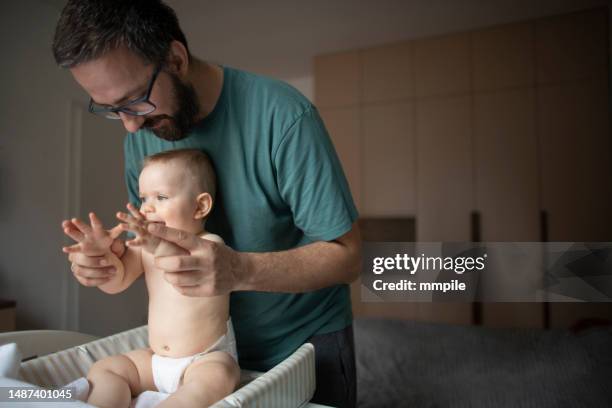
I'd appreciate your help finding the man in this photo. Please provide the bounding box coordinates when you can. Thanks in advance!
[53,1,361,407]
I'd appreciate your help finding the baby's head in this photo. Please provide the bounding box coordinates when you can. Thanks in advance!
[138,149,216,233]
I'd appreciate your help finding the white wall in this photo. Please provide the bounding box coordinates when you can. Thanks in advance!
[1,0,609,333]
[0,1,147,335]
[0,1,84,330]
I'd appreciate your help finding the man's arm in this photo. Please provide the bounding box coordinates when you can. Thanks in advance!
[147,221,362,296]
[237,222,362,292]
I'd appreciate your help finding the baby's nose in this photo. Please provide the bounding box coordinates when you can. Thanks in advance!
[141,204,154,213]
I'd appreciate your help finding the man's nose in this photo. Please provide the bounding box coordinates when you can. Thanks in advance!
[119,113,145,133]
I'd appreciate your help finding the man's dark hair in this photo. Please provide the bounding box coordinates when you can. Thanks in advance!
[52,0,190,68]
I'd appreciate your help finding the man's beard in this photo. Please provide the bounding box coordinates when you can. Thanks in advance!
[143,73,200,141]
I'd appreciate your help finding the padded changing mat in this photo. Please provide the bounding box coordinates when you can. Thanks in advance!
[19,326,315,408]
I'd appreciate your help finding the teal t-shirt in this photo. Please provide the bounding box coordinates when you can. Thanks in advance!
[124,66,358,370]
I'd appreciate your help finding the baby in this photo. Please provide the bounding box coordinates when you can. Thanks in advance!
[62,149,239,408]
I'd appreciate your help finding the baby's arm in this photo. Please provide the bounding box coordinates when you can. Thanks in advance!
[97,246,144,294]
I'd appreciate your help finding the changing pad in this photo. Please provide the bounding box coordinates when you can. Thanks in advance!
[14,325,315,407]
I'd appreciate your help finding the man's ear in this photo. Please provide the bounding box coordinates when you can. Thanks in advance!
[194,192,213,220]
[166,40,189,77]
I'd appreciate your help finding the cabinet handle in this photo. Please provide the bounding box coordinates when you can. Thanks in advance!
[540,209,549,243]
[471,211,482,325]
[541,210,550,329]
[471,211,481,243]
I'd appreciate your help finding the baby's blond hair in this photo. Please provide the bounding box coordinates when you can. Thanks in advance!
[143,149,216,199]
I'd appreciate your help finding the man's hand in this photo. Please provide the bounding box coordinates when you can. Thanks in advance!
[61,212,123,287]
[147,221,361,294]
[145,223,247,297]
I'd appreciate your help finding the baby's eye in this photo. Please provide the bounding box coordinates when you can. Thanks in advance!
[156,195,168,201]
[139,196,147,202]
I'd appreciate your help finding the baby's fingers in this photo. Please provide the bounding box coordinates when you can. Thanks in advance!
[62,224,85,243]
[117,211,143,226]
[109,224,123,240]
[89,212,104,231]
[72,217,93,236]
[126,203,145,221]
[119,221,147,237]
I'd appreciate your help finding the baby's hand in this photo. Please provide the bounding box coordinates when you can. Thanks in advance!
[116,203,162,254]
[62,213,122,256]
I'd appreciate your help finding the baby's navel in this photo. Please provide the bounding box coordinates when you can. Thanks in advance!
[163,345,170,351]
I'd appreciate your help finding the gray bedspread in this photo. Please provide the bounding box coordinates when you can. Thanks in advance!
[354,318,612,408]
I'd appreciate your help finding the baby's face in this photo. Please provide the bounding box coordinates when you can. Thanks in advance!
[138,161,203,233]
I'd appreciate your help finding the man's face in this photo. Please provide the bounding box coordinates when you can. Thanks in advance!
[69,46,199,140]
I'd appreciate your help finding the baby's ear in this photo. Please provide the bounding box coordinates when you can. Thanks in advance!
[194,192,213,220]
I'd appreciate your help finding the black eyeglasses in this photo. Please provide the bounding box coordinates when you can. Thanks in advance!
[88,65,161,120]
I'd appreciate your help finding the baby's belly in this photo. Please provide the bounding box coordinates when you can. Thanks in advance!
[147,286,229,358]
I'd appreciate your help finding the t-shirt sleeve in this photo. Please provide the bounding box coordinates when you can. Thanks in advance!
[273,107,359,242]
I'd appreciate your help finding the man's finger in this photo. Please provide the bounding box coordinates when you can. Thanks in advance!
[147,224,201,251]
[70,252,113,268]
[72,264,115,279]
[77,276,112,287]
[155,255,202,272]
[163,270,202,287]
[121,222,146,236]
[63,243,82,253]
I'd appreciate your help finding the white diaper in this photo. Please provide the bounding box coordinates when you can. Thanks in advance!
[151,319,238,394]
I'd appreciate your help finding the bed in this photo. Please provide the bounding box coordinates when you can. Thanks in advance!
[355,318,612,407]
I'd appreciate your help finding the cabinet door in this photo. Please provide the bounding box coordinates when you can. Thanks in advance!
[362,41,414,103]
[538,80,612,328]
[472,22,535,92]
[314,51,361,108]
[362,103,416,216]
[414,33,470,98]
[539,10,611,327]
[536,9,608,85]
[539,80,612,242]
[416,96,474,325]
[417,96,473,242]
[475,89,539,241]
[474,89,543,328]
[319,108,363,210]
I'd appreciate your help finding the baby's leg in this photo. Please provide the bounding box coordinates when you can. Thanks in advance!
[87,348,155,408]
[157,351,240,408]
